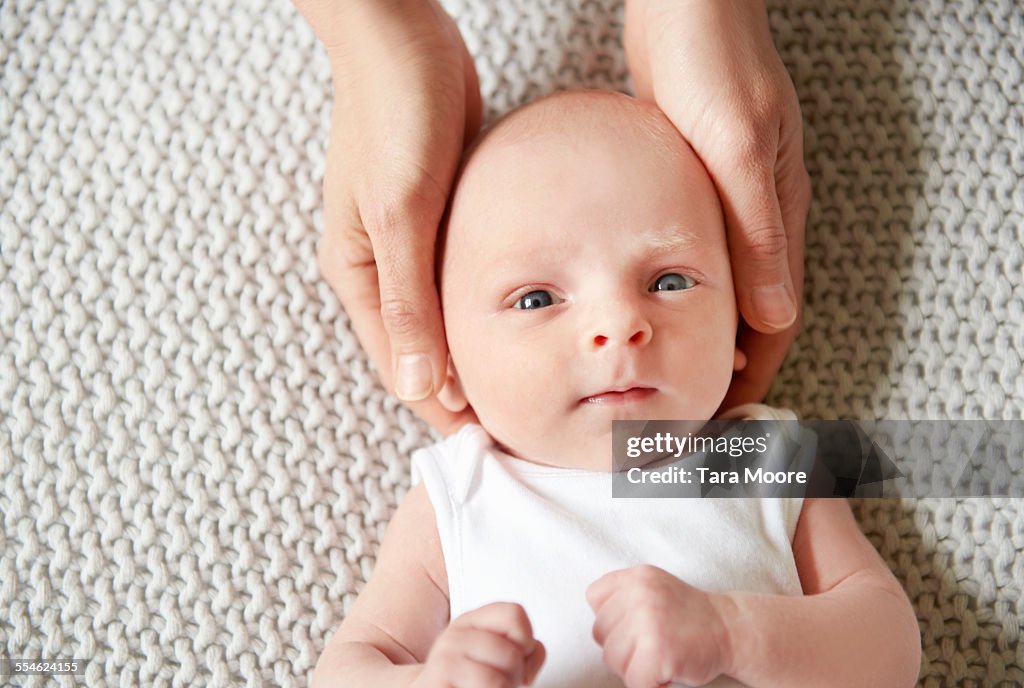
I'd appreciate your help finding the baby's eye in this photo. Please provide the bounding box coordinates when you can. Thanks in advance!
[650,273,696,292]
[514,290,560,310]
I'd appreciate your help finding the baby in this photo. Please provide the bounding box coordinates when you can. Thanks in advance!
[315,90,920,688]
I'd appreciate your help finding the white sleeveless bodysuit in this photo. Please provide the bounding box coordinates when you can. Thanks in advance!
[411,404,805,688]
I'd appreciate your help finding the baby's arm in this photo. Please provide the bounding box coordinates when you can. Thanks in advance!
[720,498,922,687]
[312,483,544,688]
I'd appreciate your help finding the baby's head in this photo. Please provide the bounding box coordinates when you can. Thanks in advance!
[436,90,745,470]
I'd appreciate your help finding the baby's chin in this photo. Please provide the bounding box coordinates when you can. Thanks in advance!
[482,393,722,470]
[500,422,635,472]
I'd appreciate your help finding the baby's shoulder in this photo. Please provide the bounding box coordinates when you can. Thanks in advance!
[379,481,449,600]
[413,422,492,463]
[790,497,883,594]
[411,422,492,504]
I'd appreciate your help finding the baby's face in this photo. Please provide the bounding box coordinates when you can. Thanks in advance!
[438,92,742,470]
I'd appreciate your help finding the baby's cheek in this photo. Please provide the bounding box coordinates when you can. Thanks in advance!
[461,350,538,426]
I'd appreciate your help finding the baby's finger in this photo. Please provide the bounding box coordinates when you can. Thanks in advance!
[449,656,517,688]
[590,590,632,647]
[599,622,637,679]
[461,630,530,684]
[523,639,546,685]
[585,567,633,612]
[455,602,536,653]
[623,644,666,688]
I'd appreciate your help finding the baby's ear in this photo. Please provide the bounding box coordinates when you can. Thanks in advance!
[437,355,468,413]
[733,348,748,372]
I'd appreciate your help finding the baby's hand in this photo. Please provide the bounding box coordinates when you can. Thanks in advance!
[415,602,546,688]
[586,565,733,688]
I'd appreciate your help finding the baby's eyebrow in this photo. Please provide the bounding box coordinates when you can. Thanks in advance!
[490,225,704,272]
[643,227,701,255]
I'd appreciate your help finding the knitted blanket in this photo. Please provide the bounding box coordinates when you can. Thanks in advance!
[1,0,1022,685]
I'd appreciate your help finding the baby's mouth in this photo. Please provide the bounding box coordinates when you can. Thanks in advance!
[579,387,657,405]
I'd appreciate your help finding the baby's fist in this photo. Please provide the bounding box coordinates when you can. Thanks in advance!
[415,602,546,688]
[586,565,734,688]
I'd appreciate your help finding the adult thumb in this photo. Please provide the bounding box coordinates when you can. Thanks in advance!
[368,202,448,403]
[717,162,798,333]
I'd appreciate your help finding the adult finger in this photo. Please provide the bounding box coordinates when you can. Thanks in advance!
[317,179,480,436]
[362,180,450,403]
[720,128,809,407]
[718,321,797,411]
[713,125,799,334]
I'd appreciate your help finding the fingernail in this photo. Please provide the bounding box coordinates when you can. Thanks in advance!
[395,354,433,401]
[752,285,797,329]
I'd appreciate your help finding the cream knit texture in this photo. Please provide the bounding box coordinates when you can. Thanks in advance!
[1,0,1022,686]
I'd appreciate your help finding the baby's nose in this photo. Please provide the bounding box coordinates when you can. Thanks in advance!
[588,310,653,349]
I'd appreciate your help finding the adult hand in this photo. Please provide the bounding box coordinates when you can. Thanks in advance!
[624,0,811,410]
[293,0,482,436]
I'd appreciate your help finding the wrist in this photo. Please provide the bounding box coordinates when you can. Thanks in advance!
[709,590,746,679]
[298,0,428,61]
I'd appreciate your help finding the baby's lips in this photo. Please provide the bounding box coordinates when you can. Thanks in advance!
[579,385,657,404]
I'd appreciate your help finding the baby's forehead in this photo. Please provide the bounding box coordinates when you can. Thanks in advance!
[472,91,683,165]
[438,91,720,269]
[461,92,708,197]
